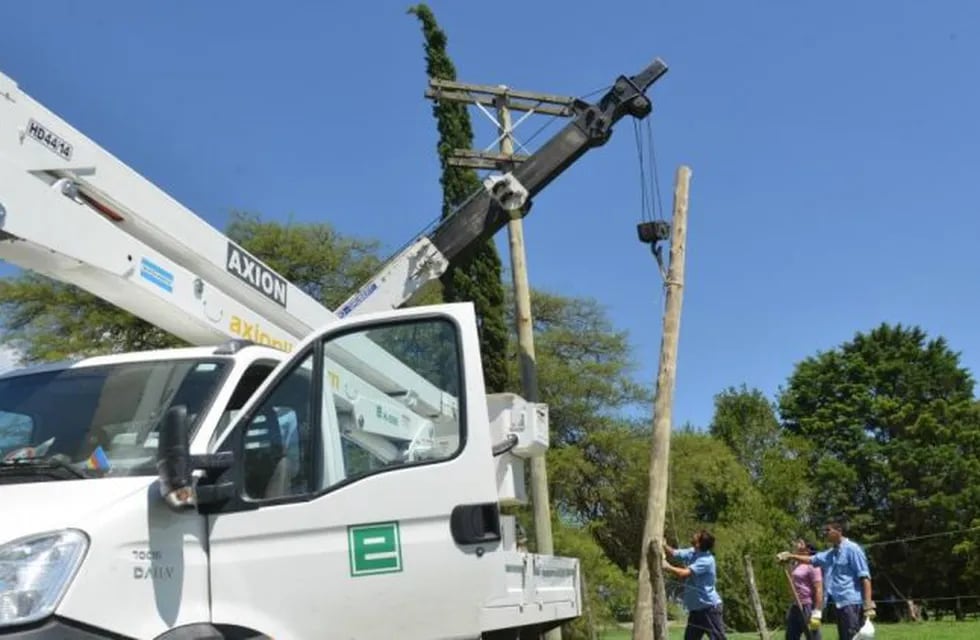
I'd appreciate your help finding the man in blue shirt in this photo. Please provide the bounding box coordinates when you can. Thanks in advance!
[663,529,727,639]
[778,520,874,640]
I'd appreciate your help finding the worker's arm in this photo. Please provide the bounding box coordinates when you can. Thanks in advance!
[662,559,692,579]
[812,568,824,610]
[852,546,875,618]
[861,577,875,618]
[777,551,814,564]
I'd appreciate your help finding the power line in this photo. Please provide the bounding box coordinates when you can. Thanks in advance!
[863,524,980,549]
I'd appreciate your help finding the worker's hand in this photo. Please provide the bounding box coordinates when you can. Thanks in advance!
[776,551,791,562]
[863,600,876,619]
[661,558,672,571]
[808,608,822,630]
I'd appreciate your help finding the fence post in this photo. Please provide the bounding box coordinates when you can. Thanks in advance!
[743,554,771,640]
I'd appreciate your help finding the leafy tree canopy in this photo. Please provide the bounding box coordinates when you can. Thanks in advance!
[778,323,980,603]
[508,288,650,446]
[710,384,781,480]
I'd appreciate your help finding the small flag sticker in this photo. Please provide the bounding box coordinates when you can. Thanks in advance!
[86,445,111,471]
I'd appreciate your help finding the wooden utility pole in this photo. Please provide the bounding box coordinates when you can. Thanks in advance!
[497,89,561,640]
[632,165,691,640]
[427,81,576,640]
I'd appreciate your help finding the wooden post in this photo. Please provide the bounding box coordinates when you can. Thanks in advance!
[427,80,577,640]
[632,166,691,640]
[744,555,771,640]
[497,94,561,640]
[580,567,599,640]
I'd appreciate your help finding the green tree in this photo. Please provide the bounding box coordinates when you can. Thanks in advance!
[508,288,650,446]
[754,432,816,526]
[709,385,781,480]
[778,323,980,609]
[552,520,637,638]
[710,385,815,523]
[0,273,185,362]
[0,212,383,363]
[549,424,650,572]
[551,426,799,632]
[407,3,510,393]
[226,211,382,309]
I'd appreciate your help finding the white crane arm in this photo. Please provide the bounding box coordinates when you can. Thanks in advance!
[0,70,454,436]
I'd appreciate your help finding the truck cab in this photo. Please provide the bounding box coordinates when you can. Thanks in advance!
[0,304,580,639]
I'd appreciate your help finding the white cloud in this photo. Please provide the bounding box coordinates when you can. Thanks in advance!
[0,347,21,374]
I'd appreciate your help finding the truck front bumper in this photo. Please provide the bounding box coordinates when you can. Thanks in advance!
[0,618,125,639]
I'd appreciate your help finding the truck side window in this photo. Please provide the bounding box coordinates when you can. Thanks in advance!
[316,317,463,491]
[210,361,277,450]
[241,354,315,501]
[239,317,463,502]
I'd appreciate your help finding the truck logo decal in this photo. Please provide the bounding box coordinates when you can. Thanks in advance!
[375,405,400,428]
[226,244,288,307]
[348,521,402,577]
[229,315,294,352]
[139,257,174,293]
[133,566,175,580]
[337,281,378,318]
[26,118,73,160]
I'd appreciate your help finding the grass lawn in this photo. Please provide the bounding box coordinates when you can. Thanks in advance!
[597,618,980,639]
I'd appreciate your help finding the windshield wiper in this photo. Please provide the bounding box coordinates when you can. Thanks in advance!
[0,456,91,479]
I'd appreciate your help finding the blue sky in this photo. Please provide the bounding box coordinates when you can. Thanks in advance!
[1,1,979,429]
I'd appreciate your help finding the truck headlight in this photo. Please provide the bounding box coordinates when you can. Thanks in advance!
[0,530,88,627]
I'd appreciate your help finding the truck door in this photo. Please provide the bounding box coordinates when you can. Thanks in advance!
[206,303,502,640]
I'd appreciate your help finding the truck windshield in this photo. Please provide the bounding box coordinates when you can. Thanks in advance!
[0,358,230,478]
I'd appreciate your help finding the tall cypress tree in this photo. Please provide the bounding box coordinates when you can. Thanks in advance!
[408,4,509,393]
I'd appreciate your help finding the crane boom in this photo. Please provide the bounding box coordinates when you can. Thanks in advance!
[0,70,454,440]
[335,57,668,318]
[0,55,666,446]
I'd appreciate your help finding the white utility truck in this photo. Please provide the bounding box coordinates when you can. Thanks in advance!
[0,56,667,640]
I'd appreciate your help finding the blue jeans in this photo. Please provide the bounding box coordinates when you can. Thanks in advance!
[785,603,822,640]
[684,604,726,639]
[833,603,863,640]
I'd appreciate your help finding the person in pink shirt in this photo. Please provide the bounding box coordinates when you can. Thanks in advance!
[785,539,823,640]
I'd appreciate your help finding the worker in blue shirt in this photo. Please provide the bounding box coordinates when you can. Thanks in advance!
[778,519,874,640]
[663,529,727,639]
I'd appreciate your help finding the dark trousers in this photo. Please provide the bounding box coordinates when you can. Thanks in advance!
[684,604,726,639]
[785,603,822,640]
[833,603,863,640]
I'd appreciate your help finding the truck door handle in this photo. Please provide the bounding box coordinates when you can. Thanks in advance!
[450,502,501,545]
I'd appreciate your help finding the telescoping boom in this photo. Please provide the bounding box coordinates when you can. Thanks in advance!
[335,58,668,317]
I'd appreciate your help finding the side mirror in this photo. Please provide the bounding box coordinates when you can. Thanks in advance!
[156,404,197,510]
